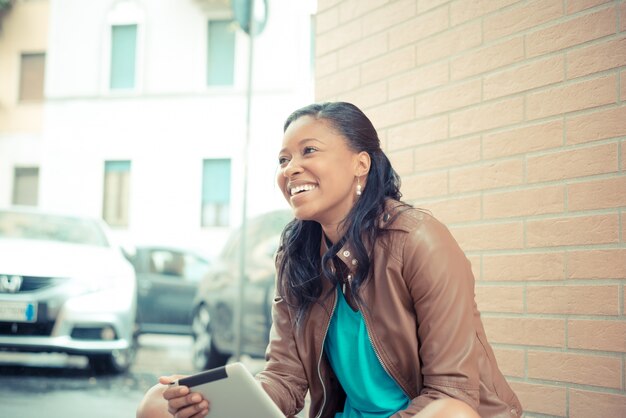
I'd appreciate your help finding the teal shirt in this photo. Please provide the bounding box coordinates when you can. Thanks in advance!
[324,288,410,418]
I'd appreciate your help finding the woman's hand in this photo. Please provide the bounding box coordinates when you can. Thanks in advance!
[159,375,210,418]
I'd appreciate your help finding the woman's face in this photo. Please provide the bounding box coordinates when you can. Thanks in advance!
[277,116,365,232]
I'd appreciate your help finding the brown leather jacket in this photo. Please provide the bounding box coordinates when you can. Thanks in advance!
[257,200,522,418]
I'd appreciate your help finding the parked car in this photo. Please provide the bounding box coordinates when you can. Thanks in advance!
[0,207,137,374]
[132,245,211,335]
[191,209,292,370]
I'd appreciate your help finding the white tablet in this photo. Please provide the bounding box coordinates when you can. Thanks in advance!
[174,362,285,418]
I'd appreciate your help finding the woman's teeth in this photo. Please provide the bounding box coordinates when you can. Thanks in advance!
[290,184,317,196]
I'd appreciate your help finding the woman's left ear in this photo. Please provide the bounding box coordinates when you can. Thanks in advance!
[355,151,371,177]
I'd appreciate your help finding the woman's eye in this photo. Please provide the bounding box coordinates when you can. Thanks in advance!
[303,146,317,155]
[278,156,289,166]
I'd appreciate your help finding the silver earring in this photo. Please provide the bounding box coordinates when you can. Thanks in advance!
[356,179,362,196]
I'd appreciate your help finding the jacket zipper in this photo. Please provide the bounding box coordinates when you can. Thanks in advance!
[314,289,337,418]
[359,303,412,399]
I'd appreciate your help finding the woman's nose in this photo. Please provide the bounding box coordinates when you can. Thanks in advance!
[282,158,302,177]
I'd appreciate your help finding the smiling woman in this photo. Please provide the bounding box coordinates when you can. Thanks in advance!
[137,102,522,418]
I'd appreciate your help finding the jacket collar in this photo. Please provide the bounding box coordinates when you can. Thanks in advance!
[318,199,406,274]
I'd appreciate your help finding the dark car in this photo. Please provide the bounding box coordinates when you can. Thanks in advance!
[133,246,211,335]
[191,210,292,370]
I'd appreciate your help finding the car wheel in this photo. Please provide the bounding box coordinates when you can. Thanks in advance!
[192,305,229,370]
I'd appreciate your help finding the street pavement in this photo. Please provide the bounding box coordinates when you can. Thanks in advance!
[0,334,302,418]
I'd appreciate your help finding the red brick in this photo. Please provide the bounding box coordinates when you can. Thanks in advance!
[483,0,563,42]
[387,115,448,150]
[450,37,524,81]
[316,66,361,99]
[528,351,621,388]
[417,22,482,66]
[568,319,626,352]
[450,97,524,137]
[482,317,565,347]
[341,81,388,109]
[367,97,415,129]
[526,6,617,57]
[388,61,449,100]
[566,106,626,144]
[570,389,626,418]
[388,6,448,49]
[567,176,626,211]
[414,136,481,171]
[526,74,617,120]
[484,55,564,100]
[316,6,339,34]
[475,285,524,313]
[315,52,337,78]
[492,348,525,378]
[621,1,626,31]
[337,32,387,70]
[526,142,618,183]
[622,212,626,243]
[508,382,566,417]
[483,252,565,281]
[417,0,449,14]
[449,159,524,193]
[449,222,523,251]
[316,19,362,55]
[623,139,626,171]
[567,36,626,79]
[387,149,413,176]
[317,0,341,13]
[483,185,564,219]
[415,79,481,118]
[338,0,388,23]
[527,284,619,315]
[467,255,481,281]
[401,171,448,200]
[362,0,416,37]
[361,46,416,85]
[450,0,519,26]
[567,0,613,14]
[568,249,626,279]
[526,214,619,247]
[482,120,563,159]
[621,71,626,100]
[423,195,481,225]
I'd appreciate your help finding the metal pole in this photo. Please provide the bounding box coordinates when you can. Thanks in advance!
[234,0,255,362]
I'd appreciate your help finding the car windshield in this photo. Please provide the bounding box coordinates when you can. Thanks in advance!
[0,210,109,247]
[220,210,292,262]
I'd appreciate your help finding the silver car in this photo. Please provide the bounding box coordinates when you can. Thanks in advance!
[0,207,137,374]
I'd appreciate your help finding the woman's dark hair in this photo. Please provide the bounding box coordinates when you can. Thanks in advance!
[277,102,406,326]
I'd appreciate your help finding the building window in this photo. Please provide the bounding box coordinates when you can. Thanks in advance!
[12,167,39,206]
[103,160,131,227]
[110,24,137,89]
[207,20,235,86]
[19,53,46,101]
[202,159,231,227]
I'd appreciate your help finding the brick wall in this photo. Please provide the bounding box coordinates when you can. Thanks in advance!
[314,1,626,416]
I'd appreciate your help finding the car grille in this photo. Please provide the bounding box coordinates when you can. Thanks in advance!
[10,276,63,292]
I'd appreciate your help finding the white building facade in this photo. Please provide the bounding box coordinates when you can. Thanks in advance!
[1,0,315,256]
